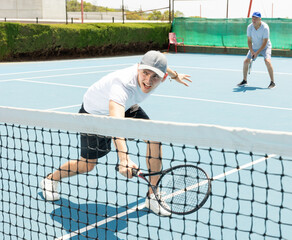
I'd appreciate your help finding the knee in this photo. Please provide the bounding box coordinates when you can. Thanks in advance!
[265,58,271,65]
[86,162,97,172]
[79,157,97,173]
[244,58,250,65]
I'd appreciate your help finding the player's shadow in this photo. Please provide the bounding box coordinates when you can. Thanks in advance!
[38,193,147,239]
[233,85,266,92]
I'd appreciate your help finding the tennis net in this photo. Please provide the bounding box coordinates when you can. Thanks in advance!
[0,106,292,240]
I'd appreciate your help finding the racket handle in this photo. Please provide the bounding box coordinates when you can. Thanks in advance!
[115,164,139,177]
[132,168,139,177]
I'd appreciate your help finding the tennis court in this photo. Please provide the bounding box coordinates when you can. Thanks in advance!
[1,52,292,239]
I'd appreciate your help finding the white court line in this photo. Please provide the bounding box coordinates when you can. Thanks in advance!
[162,154,276,201]
[46,93,292,112]
[0,79,16,83]
[13,79,88,89]
[152,94,292,111]
[0,63,131,76]
[55,203,146,240]
[171,65,292,76]
[1,64,291,77]
[55,154,276,240]
[45,93,292,111]
[0,69,114,83]
[0,55,139,65]
[41,95,292,111]
[46,104,81,111]
[212,154,276,181]
[2,69,291,112]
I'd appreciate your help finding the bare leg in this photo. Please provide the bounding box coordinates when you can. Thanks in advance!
[48,157,97,181]
[145,141,162,195]
[243,58,250,81]
[265,58,274,82]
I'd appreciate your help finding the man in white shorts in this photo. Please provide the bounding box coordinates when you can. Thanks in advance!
[238,12,275,89]
[41,50,191,216]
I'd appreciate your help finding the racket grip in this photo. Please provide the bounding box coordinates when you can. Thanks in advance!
[132,168,139,176]
[115,164,139,177]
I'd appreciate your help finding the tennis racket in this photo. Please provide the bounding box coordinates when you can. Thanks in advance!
[248,56,255,74]
[116,164,211,215]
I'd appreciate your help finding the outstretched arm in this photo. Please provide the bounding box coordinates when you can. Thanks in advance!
[167,67,192,87]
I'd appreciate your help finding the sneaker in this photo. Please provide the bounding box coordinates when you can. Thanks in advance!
[237,80,247,86]
[268,82,275,89]
[145,193,171,217]
[41,176,60,201]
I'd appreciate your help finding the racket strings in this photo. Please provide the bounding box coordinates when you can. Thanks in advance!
[159,166,210,214]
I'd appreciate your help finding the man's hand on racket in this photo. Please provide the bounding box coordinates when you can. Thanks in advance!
[118,159,139,178]
[251,51,258,60]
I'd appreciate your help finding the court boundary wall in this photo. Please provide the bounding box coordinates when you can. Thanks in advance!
[169,45,292,57]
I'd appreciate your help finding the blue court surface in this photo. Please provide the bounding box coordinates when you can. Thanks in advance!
[1,53,292,239]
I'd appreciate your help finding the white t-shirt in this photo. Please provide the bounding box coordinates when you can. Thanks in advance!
[83,64,149,115]
[247,21,272,49]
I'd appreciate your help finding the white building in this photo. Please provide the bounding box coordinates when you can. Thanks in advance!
[0,0,66,19]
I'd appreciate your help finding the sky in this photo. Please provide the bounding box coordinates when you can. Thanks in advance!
[86,0,292,18]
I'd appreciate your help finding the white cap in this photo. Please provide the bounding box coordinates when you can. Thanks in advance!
[138,51,167,78]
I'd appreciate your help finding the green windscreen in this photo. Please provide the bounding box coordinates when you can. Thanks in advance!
[172,17,292,49]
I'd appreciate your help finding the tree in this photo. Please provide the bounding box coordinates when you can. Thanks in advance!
[66,0,111,12]
[83,2,99,12]
[126,11,142,20]
[65,0,182,21]
[162,10,170,21]
[67,0,80,12]
[174,10,184,18]
[147,11,162,20]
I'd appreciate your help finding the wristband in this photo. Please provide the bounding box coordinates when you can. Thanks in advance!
[171,71,178,79]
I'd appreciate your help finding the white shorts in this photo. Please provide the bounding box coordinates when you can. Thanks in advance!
[247,47,272,60]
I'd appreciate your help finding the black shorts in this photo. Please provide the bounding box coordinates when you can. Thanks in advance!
[79,104,149,159]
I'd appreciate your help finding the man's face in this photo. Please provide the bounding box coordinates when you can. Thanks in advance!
[252,16,261,26]
[137,68,164,93]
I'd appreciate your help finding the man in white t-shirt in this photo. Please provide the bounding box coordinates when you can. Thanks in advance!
[238,12,275,89]
[41,50,191,216]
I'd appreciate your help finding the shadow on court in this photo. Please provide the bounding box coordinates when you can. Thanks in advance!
[233,86,267,92]
[39,194,147,240]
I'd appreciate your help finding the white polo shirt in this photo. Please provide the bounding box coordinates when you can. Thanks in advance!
[83,64,149,115]
[247,21,272,49]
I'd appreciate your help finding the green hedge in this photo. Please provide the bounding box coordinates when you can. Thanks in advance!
[0,22,171,61]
